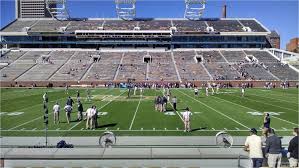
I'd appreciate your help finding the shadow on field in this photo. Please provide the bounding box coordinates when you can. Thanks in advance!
[97,123,117,128]
[190,127,208,132]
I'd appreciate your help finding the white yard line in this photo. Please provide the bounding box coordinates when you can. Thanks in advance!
[68,122,81,130]
[161,90,184,122]
[177,89,250,129]
[247,93,298,105]
[8,117,43,130]
[69,90,126,130]
[212,95,299,126]
[1,129,293,132]
[229,93,298,112]
[129,96,142,130]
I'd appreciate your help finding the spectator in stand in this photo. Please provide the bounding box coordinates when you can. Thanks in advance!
[265,128,282,168]
[287,128,298,167]
[244,128,263,168]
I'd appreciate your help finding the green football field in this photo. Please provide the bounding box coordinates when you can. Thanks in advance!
[0,87,298,137]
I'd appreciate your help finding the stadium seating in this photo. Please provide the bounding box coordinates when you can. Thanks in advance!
[220,50,246,62]
[67,20,104,31]
[29,20,70,32]
[239,20,267,32]
[103,20,138,30]
[1,20,37,32]
[174,51,211,80]
[207,20,243,32]
[1,49,298,82]
[172,20,207,32]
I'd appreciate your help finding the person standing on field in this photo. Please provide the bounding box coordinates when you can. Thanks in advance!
[182,107,192,132]
[53,102,60,124]
[77,101,83,121]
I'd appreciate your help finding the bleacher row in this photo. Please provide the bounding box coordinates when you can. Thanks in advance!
[1,19,267,33]
[0,50,298,82]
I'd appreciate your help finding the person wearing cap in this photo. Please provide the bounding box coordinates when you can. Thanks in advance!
[265,128,282,168]
[182,107,192,132]
[244,128,263,168]
[287,128,298,167]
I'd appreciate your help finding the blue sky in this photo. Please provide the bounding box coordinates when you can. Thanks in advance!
[1,0,298,49]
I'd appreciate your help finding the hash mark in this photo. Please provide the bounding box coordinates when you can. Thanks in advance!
[224,128,227,130]
[212,128,215,130]
[235,127,240,130]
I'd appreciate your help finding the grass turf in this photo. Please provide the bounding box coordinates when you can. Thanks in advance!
[0,87,298,136]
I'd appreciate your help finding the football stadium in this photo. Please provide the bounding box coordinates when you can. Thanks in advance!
[0,0,298,167]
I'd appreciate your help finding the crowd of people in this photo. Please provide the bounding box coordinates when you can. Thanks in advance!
[244,127,298,168]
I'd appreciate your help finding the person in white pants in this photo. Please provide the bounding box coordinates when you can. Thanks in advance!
[182,107,192,132]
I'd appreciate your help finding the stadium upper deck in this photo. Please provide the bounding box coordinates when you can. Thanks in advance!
[0,18,272,48]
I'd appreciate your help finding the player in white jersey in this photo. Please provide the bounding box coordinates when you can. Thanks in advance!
[139,86,143,96]
[194,87,199,97]
[216,83,220,94]
[43,92,48,103]
[182,107,192,132]
[205,86,209,96]
[134,86,137,95]
[53,102,60,124]
[241,85,245,97]
[86,106,95,129]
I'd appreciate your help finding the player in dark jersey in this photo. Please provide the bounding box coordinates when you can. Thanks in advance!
[263,112,271,137]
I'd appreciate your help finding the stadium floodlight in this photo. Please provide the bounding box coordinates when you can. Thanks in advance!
[115,0,136,20]
[46,0,70,20]
[184,0,206,20]
[215,131,233,148]
[99,131,116,148]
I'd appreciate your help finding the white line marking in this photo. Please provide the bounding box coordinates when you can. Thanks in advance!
[177,89,250,129]
[8,117,42,130]
[32,128,37,130]
[282,127,287,130]
[141,128,143,130]
[68,122,81,130]
[165,128,167,130]
[176,128,179,130]
[105,128,108,130]
[230,94,298,112]
[247,93,298,105]
[81,128,84,130]
[56,128,60,131]
[212,128,215,130]
[21,128,25,130]
[117,128,120,130]
[235,128,240,130]
[153,128,155,130]
[213,95,299,126]
[272,116,298,126]
[224,128,227,130]
[129,96,142,130]
[69,90,126,130]
[1,129,293,132]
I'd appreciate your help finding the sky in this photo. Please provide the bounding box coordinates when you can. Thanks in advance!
[0,0,298,49]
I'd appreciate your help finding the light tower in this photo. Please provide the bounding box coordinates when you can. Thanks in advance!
[46,0,70,20]
[115,0,136,20]
[184,0,206,20]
